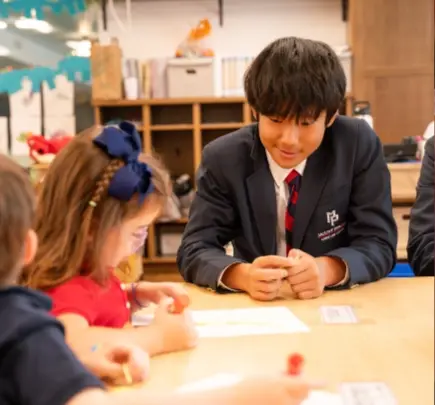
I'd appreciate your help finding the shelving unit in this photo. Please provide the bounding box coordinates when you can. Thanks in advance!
[93,95,353,275]
[93,97,248,274]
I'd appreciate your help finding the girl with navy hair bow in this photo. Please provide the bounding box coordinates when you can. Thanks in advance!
[21,122,197,374]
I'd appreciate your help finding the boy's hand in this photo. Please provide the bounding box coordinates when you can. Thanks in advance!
[150,298,198,353]
[223,256,290,301]
[85,343,150,385]
[286,249,325,299]
[136,282,190,310]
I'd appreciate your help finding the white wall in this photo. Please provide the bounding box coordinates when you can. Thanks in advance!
[102,0,347,59]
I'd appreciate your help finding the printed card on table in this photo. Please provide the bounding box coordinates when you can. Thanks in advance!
[320,305,358,324]
[340,382,398,405]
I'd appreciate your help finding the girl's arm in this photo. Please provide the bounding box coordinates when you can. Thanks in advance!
[59,314,164,356]
[68,374,315,405]
[59,299,197,361]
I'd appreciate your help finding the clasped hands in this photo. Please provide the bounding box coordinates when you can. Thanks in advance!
[245,250,326,301]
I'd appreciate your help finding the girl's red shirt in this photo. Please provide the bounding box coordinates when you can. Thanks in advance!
[45,272,130,328]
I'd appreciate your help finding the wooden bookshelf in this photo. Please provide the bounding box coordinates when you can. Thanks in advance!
[92,97,251,270]
[93,95,354,273]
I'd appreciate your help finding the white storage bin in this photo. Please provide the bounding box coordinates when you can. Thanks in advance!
[167,58,214,98]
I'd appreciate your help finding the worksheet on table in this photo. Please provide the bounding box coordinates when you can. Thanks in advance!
[132,306,310,338]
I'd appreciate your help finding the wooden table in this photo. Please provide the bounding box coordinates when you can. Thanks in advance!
[135,278,434,404]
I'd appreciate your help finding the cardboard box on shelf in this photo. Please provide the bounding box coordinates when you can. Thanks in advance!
[91,39,123,100]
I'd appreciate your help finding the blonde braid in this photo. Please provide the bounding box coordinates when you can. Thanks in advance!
[88,159,124,209]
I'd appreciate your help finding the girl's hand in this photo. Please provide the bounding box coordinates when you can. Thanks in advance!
[136,282,190,310]
[150,298,198,353]
[85,343,150,385]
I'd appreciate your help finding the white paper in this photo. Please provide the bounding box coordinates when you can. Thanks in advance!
[44,116,76,137]
[320,306,358,324]
[132,306,310,338]
[9,79,42,117]
[178,374,342,404]
[42,75,74,117]
[340,382,398,405]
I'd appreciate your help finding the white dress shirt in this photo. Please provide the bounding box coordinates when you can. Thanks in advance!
[218,151,348,290]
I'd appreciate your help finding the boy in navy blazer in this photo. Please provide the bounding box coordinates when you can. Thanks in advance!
[177,37,397,300]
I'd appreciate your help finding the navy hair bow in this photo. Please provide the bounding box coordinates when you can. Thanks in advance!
[93,121,154,204]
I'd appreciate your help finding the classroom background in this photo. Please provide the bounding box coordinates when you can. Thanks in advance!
[0,0,433,279]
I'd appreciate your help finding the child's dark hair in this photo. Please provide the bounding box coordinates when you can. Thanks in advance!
[0,155,35,285]
[21,125,172,290]
[244,37,346,123]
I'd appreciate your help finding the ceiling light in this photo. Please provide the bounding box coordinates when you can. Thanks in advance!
[0,21,7,29]
[14,17,53,34]
[0,45,10,56]
[66,40,91,57]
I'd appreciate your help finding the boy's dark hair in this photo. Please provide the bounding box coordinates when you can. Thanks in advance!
[0,155,35,285]
[244,37,346,123]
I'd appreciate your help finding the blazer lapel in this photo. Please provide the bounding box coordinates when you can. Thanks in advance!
[245,134,277,255]
[292,138,332,248]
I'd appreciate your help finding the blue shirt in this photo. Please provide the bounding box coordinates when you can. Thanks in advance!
[0,286,104,405]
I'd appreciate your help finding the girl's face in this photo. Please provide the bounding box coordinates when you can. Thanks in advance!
[101,195,162,268]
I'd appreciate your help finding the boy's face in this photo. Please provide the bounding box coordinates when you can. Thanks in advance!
[258,111,337,169]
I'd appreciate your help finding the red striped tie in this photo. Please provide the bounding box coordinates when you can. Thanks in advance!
[285,170,301,256]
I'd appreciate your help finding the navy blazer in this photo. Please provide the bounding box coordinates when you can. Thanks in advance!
[177,116,397,290]
[407,136,434,276]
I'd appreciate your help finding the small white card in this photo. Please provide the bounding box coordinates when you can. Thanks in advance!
[340,382,397,405]
[320,305,358,324]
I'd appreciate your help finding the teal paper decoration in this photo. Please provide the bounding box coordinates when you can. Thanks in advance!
[58,55,91,82]
[0,56,90,94]
[0,0,87,19]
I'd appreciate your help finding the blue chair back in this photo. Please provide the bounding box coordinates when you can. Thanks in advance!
[389,263,414,277]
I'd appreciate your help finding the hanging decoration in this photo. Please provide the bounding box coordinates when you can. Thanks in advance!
[0,56,90,94]
[0,0,87,19]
